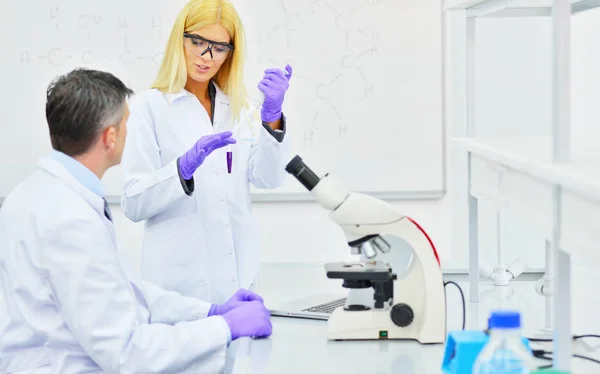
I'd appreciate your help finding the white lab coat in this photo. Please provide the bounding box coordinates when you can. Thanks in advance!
[121,84,290,304]
[0,156,231,373]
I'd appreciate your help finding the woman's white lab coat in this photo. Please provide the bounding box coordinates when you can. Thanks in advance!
[0,156,231,373]
[121,83,290,304]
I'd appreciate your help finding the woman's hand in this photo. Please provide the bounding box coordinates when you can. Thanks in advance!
[178,131,236,180]
[258,64,293,123]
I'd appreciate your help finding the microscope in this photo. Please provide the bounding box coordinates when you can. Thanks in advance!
[285,156,447,344]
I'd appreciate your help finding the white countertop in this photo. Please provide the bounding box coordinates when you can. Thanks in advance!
[222,263,600,374]
[229,263,446,374]
[229,320,443,374]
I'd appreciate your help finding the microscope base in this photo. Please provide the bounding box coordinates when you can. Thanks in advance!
[327,307,445,344]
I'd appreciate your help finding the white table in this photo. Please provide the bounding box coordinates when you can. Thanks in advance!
[229,319,443,374]
[225,263,600,373]
[227,263,446,373]
[455,135,600,266]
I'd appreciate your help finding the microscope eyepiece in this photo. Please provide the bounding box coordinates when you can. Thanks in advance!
[285,155,320,191]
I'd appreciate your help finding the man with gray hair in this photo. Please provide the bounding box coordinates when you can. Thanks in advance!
[0,68,272,373]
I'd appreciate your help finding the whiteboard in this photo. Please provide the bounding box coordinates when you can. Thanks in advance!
[0,0,445,202]
[238,0,446,200]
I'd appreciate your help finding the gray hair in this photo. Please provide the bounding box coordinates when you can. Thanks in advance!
[46,68,134,156]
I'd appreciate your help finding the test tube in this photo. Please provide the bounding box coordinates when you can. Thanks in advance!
[226,97,261,174]
[227,150,233,173]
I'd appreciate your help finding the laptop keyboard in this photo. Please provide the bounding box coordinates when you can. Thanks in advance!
[302,297,347,314]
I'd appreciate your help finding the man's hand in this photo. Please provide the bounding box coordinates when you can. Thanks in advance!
[208,288,265,316]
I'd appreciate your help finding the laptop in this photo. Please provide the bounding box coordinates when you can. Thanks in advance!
[268,292,348,320]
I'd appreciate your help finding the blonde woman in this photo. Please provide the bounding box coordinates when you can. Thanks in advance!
[121,0,292,306]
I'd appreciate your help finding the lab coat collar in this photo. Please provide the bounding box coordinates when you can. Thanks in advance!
[38,156,106,219]
[49,150,105,198]
[166,81,230,106]
[166,90,193,103]
[212,82,230,106]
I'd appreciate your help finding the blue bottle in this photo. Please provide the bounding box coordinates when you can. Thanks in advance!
[473,311,536,374]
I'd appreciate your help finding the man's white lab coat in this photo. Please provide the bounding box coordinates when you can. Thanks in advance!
[0,155,231,373]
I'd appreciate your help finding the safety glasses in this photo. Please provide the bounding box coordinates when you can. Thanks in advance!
[183,33,234,61]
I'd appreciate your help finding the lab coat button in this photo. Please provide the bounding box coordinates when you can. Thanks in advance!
[231,277,236,282]
[224,224,229,229]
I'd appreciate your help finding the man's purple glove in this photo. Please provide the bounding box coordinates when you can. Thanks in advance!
[208,288,264,316]
[179,131,236,180]
[222,300,272,340]
[258,64,293,123]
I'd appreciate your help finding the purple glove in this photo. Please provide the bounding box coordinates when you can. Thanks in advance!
[208,288,264,316]
[258,64,293,123]
[179,131,236,180]
[222,300,272,340]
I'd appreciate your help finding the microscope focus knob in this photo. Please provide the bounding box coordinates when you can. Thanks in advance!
[390,303,414,327]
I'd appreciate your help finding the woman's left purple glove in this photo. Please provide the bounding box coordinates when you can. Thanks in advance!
[208,288,265,316]
[258,64,293,123]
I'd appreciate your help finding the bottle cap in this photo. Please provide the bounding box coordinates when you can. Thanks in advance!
[488,310,521,329]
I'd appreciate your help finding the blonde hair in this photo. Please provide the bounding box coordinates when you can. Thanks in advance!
[152,0,247,122]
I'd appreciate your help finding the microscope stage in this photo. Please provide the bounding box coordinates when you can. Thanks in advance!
[325,261,395,282]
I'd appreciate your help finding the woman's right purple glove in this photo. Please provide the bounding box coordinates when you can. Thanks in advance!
[259,65,293,123]
[179,131,236,180]
[222,300,272,340]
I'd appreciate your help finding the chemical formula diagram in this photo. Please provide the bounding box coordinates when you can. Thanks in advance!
[21,8,164,66]
[19,7,166,89]
[252,0,384,146]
